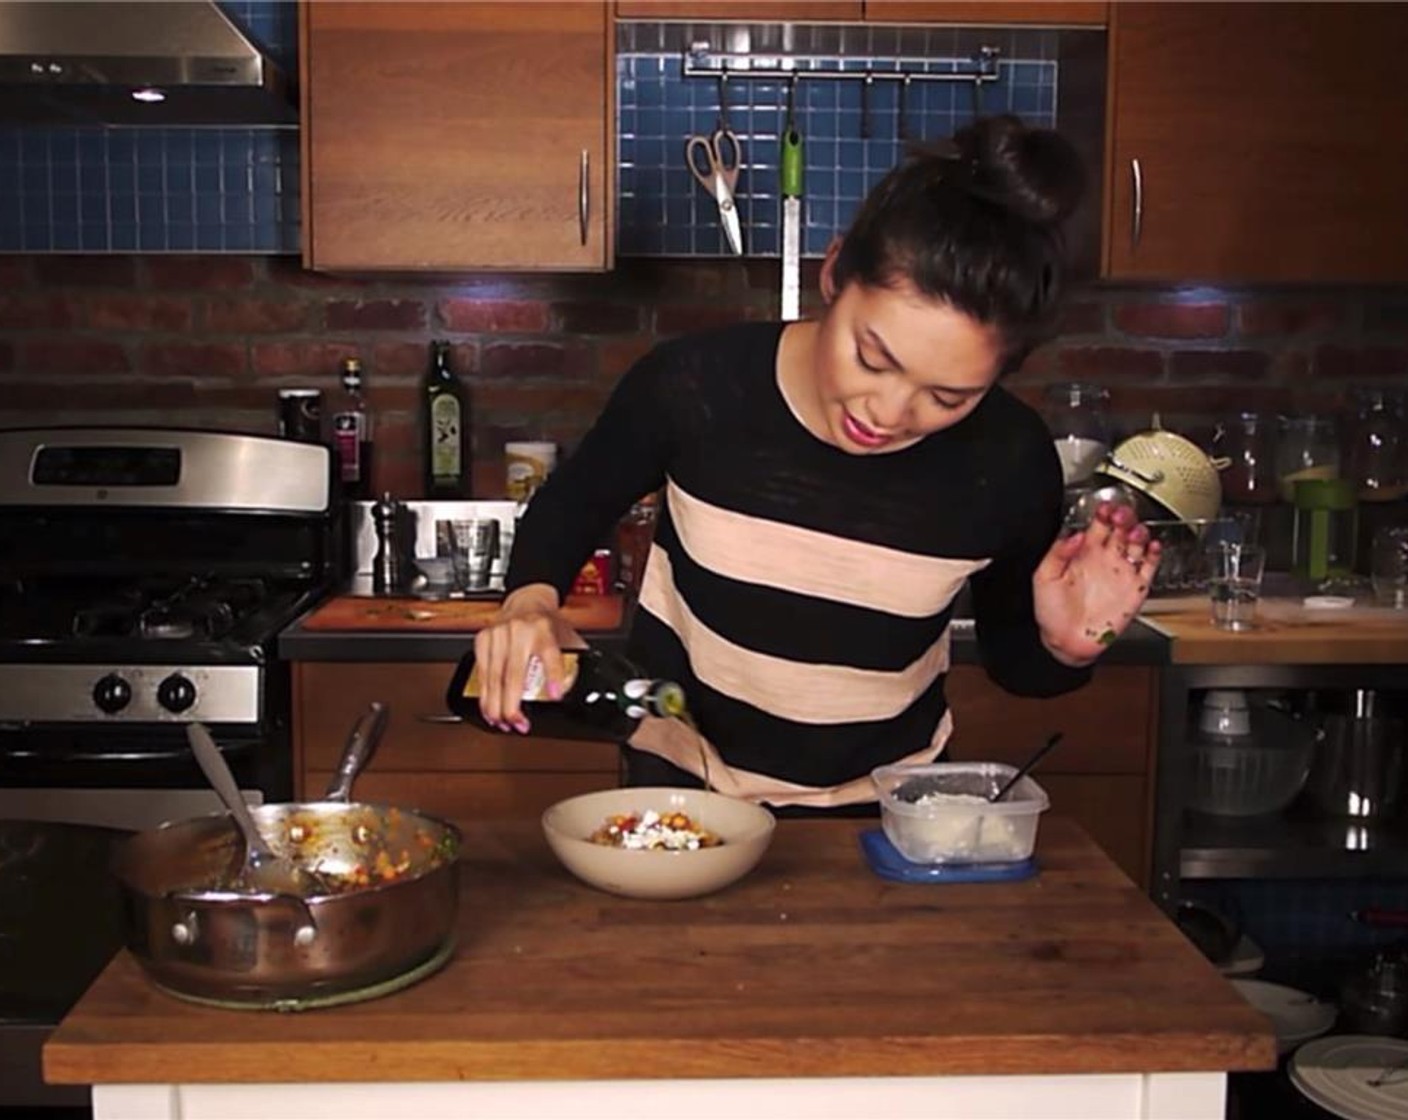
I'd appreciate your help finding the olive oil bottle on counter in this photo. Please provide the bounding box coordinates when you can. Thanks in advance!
[423,339,468,498]
[445,644,686,742]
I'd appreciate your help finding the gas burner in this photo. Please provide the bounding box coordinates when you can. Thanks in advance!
[69,577,269,643]
[138,609,197,641]
[72,590,146,640]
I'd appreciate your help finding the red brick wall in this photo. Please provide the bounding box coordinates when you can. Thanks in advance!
[1,253,1405,499]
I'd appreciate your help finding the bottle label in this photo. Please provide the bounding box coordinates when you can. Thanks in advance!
[460,653,580,701]
[430,395,461,482]
[333,411,364,482]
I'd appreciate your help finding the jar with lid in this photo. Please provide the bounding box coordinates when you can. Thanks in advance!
[1276,415,1341,503]
[1042,382,1112,486]
[1346,387,1408,504]
[1214,412,1278,505]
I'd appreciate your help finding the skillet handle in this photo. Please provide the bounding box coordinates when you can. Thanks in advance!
[325,702,389,803]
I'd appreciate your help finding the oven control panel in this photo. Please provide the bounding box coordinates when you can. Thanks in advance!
[0,665,261,723]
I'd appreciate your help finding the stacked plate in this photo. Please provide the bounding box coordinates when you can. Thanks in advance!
[1290,1035,1408,1120]
[1232,979,1336,1055]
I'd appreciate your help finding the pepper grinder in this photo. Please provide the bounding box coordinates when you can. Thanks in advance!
[371,492,404,595]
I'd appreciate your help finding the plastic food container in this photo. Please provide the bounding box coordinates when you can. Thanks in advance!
[871,762,1050,865]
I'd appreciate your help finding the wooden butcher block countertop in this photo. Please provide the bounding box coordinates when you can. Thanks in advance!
[1141,597,1408,664]
[45,817,1273,1086]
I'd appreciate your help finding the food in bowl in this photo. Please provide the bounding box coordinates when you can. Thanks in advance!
[542,787,774,900]
[589,810,722,850]
[871,762,1050,865]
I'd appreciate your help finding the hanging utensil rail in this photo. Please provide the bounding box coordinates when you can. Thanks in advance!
[683,44,1001,88]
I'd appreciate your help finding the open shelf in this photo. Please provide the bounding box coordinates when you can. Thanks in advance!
[1180,807,1408,879]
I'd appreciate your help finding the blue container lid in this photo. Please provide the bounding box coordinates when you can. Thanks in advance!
[858,829,1038,885]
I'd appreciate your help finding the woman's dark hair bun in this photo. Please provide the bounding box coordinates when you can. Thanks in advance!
[932,113,1085,229]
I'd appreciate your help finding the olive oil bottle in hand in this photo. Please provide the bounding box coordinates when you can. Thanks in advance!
[445,644,685,742]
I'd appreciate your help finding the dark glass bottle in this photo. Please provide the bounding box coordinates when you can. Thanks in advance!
[332,357,374,501]
[423,340,467,498]
[445,645,686,741]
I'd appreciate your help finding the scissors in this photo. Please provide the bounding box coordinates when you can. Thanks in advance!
[686,79,744,255]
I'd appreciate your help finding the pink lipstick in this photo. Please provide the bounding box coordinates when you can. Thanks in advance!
[841,411,891,449]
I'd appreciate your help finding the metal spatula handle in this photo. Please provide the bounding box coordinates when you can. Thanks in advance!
[186,722,274,860]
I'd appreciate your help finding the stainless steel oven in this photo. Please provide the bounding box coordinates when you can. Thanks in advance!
[0,427,337,1109]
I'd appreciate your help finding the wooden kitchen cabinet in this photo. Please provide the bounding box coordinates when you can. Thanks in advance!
[1105,2,1408,282]
[293,662,619,821]
[300,2,613,272]
[944,664,1158,886]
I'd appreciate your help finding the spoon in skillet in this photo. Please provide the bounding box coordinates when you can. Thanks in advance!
[186,721,324,896]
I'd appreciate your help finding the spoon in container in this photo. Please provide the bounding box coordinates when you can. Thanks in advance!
[186,721,323,896]
[990,732,1065,803]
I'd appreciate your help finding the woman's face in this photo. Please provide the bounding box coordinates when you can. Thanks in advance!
[808,264,1005,455]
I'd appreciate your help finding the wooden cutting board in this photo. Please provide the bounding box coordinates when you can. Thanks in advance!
[300,593,624,633]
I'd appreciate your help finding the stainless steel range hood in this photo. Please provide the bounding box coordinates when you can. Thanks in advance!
[0,1,295,126]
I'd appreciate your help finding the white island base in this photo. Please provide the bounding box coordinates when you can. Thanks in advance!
[93,1071,1227,1120]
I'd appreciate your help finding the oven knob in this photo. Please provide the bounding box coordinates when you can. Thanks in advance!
[157,673,197,714]
[92,674,132,715]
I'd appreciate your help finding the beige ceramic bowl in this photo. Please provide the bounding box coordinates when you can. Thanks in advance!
[541,787,776,901]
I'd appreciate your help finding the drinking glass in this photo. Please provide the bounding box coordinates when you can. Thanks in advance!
[447,519,500,591]
[1207,543,1266,632]
[1372,526,1408,609]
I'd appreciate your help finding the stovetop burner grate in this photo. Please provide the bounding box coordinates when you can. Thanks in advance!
[69,576,270,642]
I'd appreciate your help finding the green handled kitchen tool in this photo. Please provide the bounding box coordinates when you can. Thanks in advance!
[780,79,803,322]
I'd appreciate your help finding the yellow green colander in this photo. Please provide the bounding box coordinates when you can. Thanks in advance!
[1096,427,1229,525]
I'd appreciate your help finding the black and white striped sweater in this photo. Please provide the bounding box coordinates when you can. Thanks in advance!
[507,321,1089,806]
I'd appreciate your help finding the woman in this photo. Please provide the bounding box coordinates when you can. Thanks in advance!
[472,114,1160,811]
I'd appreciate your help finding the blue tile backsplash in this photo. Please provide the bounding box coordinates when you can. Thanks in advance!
[618,23,1060,259]
[0,1,300,254]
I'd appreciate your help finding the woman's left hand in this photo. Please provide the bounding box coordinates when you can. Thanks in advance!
[1031,502,1162,666]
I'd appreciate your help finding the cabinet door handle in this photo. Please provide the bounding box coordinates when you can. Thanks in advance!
[1130,157,1144,247]
[578,149,590,247]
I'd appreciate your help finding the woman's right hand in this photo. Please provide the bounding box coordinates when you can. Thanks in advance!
[473,583,584,733]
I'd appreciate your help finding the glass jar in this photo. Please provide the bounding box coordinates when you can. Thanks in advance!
[1042,382,1112,487]
[1346,387,1408,503]
[1214,412,1278,505]
[1276,415,1341,503]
